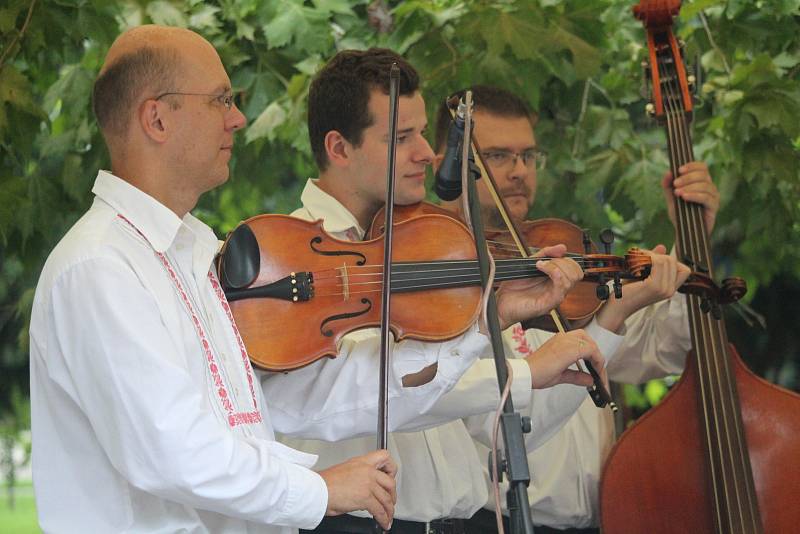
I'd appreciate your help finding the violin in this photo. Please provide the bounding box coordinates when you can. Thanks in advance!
[217,212,651,371]
[369,202,607,331]
[599,2,800,533]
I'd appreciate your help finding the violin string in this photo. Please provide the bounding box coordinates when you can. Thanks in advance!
[309,270,554,298]
[307,257,603,283]
[307,254,642,298]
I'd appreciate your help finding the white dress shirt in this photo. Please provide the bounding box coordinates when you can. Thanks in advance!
[277,180,624,522]
[29,172,488,534]
[481,274,691,528]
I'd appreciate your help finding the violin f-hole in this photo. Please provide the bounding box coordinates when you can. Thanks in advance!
[310,236,367,265]
[320,298,372,337]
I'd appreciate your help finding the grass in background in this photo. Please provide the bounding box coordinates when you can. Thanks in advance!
[0,484,40,534]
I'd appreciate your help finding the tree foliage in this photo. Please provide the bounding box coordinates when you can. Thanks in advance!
[1,0,799,422]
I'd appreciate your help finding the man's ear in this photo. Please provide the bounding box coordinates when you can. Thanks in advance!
[138,99,170,143]
[432,153,444,173]
[324,130,351,168]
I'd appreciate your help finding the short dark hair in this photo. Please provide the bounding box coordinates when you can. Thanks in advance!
[92,46,180,144]
[308,48,420,171]
[433,85,538,153]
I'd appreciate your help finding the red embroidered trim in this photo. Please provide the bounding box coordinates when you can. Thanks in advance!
[117,214,262,427]
[512,324,533,355]
[208,272,260,416]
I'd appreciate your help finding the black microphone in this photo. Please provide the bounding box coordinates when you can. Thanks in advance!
[434,99,472,201]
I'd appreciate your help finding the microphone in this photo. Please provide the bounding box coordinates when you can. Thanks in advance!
[434,99,474,201]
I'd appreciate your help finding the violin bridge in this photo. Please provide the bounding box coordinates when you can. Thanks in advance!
[339,263,350,301]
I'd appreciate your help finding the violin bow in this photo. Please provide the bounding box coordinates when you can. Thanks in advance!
[445,96,616,411]
[377,64,401,454]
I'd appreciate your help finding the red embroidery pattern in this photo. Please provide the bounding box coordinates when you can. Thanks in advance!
[208,272,261,421]
[117,214,262,428]
[512,324,533,356]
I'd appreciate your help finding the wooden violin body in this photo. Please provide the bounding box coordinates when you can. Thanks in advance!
[370,202,605,330]
[492,218,603,331]
[223,213,480,371]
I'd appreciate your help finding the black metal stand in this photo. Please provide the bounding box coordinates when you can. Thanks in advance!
[461,138,535,534]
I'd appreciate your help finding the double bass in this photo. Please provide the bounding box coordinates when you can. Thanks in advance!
[599,2,800,533]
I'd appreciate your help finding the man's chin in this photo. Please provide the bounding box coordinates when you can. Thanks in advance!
[505,200,530,221]
[395,189,426,207]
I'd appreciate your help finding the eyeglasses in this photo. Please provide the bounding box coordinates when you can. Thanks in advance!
[155,91,238,110]
[480,148,547,171]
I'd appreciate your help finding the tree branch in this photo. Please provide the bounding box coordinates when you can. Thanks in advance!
[699,10,731,77]
[0,0,38,73]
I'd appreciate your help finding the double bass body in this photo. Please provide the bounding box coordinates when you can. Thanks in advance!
[600,344,800,533]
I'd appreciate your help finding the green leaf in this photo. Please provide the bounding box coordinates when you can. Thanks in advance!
[0,7,22,34]
[0,66,43,119]
[681,0,726,19]
[189,5,221,30]
[263,2,304,49]
[146,1,188,28]
[550,24,601,78]
[294,55,322,75]
[312,0,354,16]
[43,64,94,118]
[246,101,287,144]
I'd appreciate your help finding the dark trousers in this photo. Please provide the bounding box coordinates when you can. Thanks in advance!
[464,508,599,534]
[302,513,466,534]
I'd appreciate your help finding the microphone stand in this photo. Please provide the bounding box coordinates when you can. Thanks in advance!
[459,92,535,534]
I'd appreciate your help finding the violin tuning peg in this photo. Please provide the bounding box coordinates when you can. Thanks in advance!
[581,230,592,254]
[596,284,610,301]
[599,228,615,254]
[613,275,623,299]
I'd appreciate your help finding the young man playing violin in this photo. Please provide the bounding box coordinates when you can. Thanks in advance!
[432,85,720,533]
[278,48,633,534]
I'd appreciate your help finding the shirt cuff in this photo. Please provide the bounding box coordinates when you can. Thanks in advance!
[274,461,328,529]
[507,358,532,411]
[585,318,625,366]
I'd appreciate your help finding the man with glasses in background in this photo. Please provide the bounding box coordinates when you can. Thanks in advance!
[432,85,718,534]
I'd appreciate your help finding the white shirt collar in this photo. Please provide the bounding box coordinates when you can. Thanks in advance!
[92,170,218,257]
[300,179,365,239]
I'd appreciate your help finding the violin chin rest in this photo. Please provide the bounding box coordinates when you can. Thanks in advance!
[220,223,260,290]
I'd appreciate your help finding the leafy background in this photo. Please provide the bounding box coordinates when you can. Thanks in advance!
[1,0,799,510]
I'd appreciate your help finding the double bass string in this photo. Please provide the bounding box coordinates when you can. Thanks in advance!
[659,54,728,529]
[666,61,759,534]
[662,59,730,525]
[661,50,759,532]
